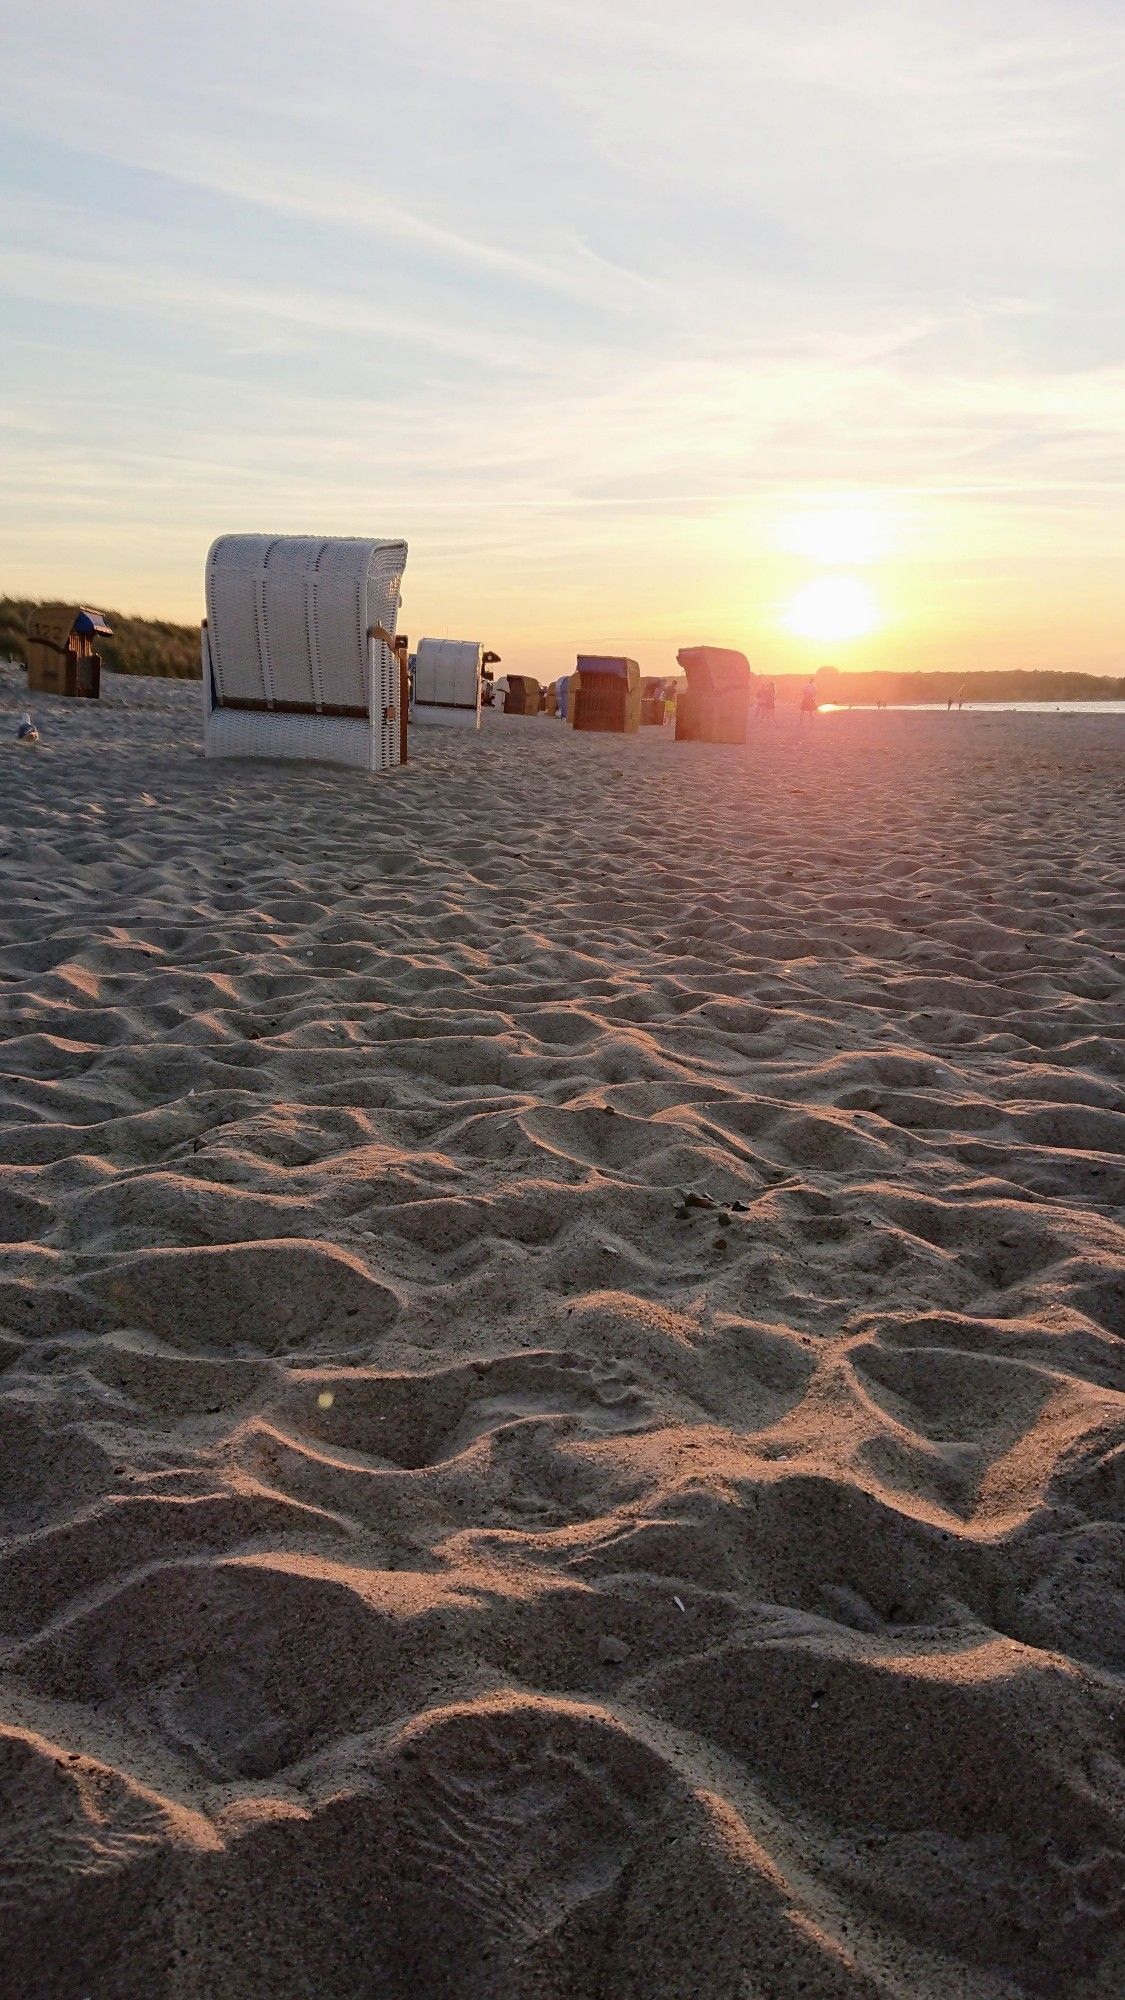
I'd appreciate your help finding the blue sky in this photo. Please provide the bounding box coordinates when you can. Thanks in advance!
[2,0,1123,674]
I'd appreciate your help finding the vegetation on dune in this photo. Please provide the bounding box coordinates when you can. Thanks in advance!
[0,597,201,680]
[802,663,1125,703]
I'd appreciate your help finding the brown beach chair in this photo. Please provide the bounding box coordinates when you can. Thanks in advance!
[25,606,110,700]
[640,677,667,725]
[570,656,641,733]
[503,675,541,715]
[674,646,751,744]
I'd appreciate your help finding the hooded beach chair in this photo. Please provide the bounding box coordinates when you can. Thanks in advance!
[570,656,641,733]
[640,676,668,724]
[412,638,483,729]
[25,606,110,700]
[675,646,751,744]
[503,675,541,715]
[201,534,408,770]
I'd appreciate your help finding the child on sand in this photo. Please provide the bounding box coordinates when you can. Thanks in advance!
[798,677,818,724]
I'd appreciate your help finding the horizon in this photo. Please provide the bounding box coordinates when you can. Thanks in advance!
[2,2,1123,680]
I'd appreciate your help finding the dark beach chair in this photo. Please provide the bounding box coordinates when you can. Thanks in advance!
[570,656,641,733]
[640,677,668,725]
[26,606,110,700]
[503,675,541,715]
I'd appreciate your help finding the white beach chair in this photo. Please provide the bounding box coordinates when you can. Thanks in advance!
[411,638,483,730]
[201,534,408,771]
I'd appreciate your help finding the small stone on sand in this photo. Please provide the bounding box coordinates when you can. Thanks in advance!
[597,1635,631,1665]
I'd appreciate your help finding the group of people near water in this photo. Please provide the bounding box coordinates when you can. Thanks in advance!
[752,675,820,723]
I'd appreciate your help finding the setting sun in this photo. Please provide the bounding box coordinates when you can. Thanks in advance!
[784,575,881,644]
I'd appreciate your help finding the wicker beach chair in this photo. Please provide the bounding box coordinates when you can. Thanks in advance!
[503,676,541,715]
[25,606,110,700]
[675,647,751,744]
[201,535,408,770]
[412,638,483,730]
[570,656,641,733]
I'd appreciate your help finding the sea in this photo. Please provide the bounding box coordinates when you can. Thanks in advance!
[821,702,1125,716]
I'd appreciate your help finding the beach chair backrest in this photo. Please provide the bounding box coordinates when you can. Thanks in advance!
[205,535,407,717]
[676,646,750,695]
[413,638,483,724]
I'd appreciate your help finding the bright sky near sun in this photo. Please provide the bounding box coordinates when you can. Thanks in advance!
[1,1,1123,677]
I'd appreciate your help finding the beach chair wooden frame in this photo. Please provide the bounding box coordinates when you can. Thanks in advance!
[201,535,408,771]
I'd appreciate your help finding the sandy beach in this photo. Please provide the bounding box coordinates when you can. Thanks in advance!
[1,663,1123,1998]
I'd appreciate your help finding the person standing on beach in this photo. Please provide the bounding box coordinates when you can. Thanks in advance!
[798,676,818,726]
[755,677,776,723]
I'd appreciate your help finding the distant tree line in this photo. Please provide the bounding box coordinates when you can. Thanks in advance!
[0,597,201,680]
[799,664,1125,703]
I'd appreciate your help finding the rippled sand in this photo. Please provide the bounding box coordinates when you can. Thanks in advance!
[2,664,1124,1998]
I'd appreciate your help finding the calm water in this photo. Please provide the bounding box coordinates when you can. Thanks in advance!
[822,701,1125,716]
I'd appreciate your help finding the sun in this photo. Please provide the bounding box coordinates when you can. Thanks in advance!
[784,575,880,644]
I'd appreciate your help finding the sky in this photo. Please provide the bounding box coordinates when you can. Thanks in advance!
[1,0,1123,679]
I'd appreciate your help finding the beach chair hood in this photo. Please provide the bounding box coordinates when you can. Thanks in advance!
[413,637,483,729]
[676,646,751,693]
[202,534,407,770]
[576,655,639,683]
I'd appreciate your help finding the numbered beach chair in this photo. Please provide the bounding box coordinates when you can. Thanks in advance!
[412,638,483,729]
[675,646,751,744]
[201,535,408,770]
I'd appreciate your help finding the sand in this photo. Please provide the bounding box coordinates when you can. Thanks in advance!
[1,662,1123,1999]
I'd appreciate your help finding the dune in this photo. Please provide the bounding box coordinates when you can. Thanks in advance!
[1,661,1123,1997]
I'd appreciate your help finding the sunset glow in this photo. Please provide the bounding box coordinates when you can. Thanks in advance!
[784,577,881,646]
[1,3,1122,679]
[779,505,892,568]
